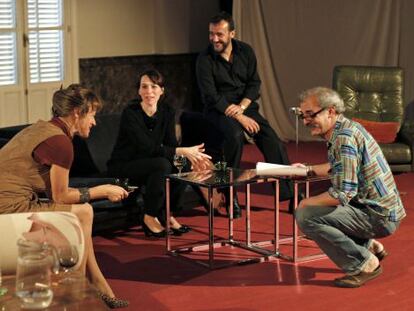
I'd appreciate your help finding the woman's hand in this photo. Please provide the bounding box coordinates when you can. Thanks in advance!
[189,170,214,182]
[192,158,215,172]
[177,143,212,170]
[93,185,129,202]
[291,162,306,168]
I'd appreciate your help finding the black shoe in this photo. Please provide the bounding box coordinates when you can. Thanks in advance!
[171,224,192,235]
[288,192,305,214]
[226,199,242,219]
[142,222,167,238]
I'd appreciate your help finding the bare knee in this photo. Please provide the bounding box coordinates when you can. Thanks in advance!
[71,203,94,225]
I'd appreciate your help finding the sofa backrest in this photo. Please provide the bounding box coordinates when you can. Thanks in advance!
[70,114,121,177]
[85,114,121,175]
[333,66,404,123]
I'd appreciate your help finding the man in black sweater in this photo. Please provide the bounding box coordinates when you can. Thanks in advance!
[196,12,294,218]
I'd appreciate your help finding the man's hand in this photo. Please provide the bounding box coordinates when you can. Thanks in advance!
[224,104,244,118]
[235,114,260,135]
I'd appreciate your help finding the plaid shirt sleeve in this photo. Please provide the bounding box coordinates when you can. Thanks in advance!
[328,129,360,205]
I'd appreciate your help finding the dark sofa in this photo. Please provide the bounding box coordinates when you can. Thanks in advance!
[0,115,142,234]
[69,114,143,234]
[0,113,206,235]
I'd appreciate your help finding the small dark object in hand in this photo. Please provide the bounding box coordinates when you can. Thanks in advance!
[114,178,129,190]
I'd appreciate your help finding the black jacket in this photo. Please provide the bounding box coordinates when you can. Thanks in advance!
[108,99,177,166]
[196,39,261,114]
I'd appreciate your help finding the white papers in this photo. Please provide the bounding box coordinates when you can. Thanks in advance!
[256,162,307,176]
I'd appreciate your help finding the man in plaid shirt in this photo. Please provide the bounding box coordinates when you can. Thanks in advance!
[295,87,406,288]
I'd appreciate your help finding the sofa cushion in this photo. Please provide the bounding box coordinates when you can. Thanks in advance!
[353,118,400,143]
[86,114,121,175]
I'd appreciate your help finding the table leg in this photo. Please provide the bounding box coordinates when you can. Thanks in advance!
[274,179,279,254]
[246,184,251,245]
[293,182,299,262]
[208,187,214,269]
[166,178,171,251]
[228,185,234,240]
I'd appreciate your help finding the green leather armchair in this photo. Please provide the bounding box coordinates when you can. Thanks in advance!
[333,65,414,172]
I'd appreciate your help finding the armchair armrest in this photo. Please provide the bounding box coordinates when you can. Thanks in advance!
[398,121,414,171]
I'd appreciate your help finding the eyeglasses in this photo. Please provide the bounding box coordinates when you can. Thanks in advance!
[299,108,326,120]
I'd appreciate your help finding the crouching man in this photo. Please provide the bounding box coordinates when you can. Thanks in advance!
[295,87,406,288]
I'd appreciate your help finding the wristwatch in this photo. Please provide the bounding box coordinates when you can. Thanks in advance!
[240,104,247,112]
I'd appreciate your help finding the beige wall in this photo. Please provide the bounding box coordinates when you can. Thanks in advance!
[75,0,219,58]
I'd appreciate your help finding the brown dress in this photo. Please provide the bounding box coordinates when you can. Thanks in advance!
[0,121,72,214]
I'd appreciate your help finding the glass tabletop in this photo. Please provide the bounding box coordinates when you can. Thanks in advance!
[167,168,261,188]
[167,168,330,188]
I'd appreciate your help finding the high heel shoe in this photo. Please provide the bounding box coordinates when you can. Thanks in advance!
[97,291,129,309]
[142,222,166,238]
[171,224,192,235]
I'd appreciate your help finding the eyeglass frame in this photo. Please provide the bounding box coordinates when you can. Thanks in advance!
[298,108,326,120]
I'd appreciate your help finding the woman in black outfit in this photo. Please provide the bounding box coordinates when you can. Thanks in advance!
[108,69,211,237]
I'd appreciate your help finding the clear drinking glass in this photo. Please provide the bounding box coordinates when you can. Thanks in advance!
[0,255,8,297]
[173,155,187,175]
[56,245,79,283]
[15,239,53,309]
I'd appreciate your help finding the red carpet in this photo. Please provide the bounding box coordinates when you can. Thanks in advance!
[94,142,414,310]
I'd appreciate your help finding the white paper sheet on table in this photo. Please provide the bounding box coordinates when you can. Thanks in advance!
[255,162,307,176]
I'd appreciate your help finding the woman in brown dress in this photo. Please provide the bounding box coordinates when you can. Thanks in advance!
[0,84,128,308]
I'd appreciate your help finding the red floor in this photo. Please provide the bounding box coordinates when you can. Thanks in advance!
[94,142,414,311]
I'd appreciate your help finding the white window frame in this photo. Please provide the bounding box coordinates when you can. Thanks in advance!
[0,0,74,127]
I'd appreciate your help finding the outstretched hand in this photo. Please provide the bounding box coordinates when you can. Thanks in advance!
[291,163,306,168]
[192,158,215,172]
[104,184,129,202]
[179,143,212,170]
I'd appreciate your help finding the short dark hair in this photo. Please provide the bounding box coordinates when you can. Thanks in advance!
[209,11,235,31]
[137,69,165,89]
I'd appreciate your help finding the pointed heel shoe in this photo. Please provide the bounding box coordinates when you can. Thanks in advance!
[97,291,129,309]
[171,224,192,236]
[142,222,166,238]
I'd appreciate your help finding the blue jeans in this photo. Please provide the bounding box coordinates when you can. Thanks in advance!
[295,204,400,274]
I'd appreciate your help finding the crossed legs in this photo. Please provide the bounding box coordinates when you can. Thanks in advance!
[70,203,114,297]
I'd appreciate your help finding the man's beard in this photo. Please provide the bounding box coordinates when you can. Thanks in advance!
[211,39,230,53]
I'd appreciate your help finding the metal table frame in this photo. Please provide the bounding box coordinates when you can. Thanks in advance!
[166,169,281,269]
[277,175,329,263]
[166,169,328,268]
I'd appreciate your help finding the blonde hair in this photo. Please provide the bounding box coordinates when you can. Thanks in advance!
[52,84,102,117]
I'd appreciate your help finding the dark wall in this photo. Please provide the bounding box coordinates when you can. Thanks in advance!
[79,54,203,115]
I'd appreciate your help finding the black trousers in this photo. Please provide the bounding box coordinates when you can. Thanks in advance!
[206,105,293,201]
[108,157,185,219]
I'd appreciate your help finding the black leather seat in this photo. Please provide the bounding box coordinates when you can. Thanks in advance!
[333,65,414,172]
[69,114,143,234]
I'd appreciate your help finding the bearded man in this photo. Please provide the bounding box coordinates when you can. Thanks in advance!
[196,11,294,218]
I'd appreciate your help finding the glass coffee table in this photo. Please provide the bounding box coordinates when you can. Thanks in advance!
[166,168,329,268]
[166,168,282,269]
